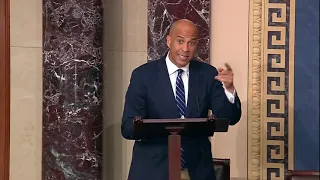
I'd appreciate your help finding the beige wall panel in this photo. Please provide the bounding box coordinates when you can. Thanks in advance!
[10,47,42,180]
[104,0,147,52]
[10,0,42,47]
[103,51,147,180]
[210,0,249,179]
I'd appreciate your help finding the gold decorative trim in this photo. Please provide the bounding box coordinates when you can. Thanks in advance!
[248,0,295,179]
[248,0,263,179]
[288,0,295,171]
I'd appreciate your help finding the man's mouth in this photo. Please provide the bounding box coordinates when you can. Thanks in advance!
[179,54,189,60]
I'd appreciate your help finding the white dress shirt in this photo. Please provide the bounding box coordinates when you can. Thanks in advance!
[165,54,236,105]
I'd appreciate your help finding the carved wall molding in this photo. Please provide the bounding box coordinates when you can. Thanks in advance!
[248,0,295,179]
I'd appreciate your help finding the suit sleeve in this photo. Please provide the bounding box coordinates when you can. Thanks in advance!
[121,69,147,140]
[209,69,242,125]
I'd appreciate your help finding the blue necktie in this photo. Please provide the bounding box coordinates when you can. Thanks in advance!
[175,69,186,169]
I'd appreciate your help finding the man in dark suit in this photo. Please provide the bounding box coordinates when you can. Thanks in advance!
[121,19,241,180]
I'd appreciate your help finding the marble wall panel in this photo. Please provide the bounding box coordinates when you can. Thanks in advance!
[147,0,211,62]
[42,1,103,179]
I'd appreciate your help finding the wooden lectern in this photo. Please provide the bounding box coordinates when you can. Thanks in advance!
[133,115,230,180]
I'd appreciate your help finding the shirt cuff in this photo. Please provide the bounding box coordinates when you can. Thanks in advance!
[224,88,236,104]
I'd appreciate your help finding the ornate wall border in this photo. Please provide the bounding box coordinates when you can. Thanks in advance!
[248,0,295,179]
[0,0,10,179]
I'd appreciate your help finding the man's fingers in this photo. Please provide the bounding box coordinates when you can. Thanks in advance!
[217,68,224,72]
[219,71,230,75]
[225,63,232,71]
[215,76,226,82]
[218,63,232,74]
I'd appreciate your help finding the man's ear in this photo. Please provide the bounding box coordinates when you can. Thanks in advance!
[166,35,171,48]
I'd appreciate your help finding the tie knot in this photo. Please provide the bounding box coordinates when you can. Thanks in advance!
[177,69,184,76]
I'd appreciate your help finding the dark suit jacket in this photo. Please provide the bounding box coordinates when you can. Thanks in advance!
[121,55,241,180]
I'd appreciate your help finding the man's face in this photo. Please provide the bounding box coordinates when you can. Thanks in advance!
[166,24,198,68]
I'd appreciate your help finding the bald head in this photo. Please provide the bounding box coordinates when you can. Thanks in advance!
[166,19,199,68]
[169,19,198,37]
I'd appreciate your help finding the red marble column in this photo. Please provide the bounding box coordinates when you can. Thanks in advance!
[148,0,211,63]
[42,1,103,179]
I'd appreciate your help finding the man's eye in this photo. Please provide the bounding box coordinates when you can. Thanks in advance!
[177,40,184,44]
[189,42,195,46]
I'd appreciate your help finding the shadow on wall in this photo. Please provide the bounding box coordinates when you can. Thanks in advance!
[102,0,126,179]
[103,122,125,179]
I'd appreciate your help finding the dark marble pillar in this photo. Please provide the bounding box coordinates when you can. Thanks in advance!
[42,1,103,179]
[148,0,211,62]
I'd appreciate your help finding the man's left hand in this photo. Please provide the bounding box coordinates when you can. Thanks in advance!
[215,63,235,93]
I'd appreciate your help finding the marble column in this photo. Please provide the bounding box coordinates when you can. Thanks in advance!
[42,1,103,179]
[148,0,211,63]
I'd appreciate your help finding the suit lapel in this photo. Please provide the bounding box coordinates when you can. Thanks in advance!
[186,60,199,118]
[157,57,180,117]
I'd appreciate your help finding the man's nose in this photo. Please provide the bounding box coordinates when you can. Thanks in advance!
[182,43,190,52]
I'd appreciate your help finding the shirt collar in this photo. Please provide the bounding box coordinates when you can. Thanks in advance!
[165,52,190,75]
